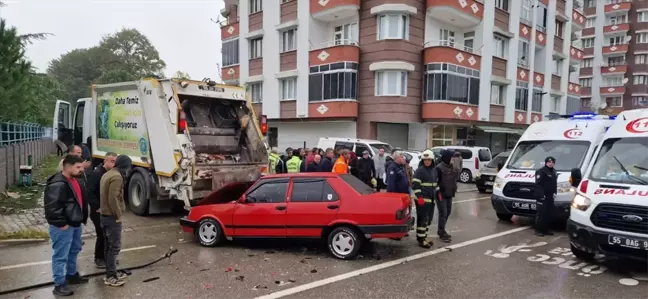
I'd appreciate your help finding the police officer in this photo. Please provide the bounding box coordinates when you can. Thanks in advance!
[412,150,438,249]
[534,156,558,237]
[268,148,281,174]
[286,149,302,173]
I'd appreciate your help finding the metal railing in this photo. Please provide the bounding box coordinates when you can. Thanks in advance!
[309,39,359,50]
[0,121,50,147]
[423,40,481,55]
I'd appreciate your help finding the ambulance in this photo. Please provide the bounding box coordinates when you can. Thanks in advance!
[491,113,614,222]
[568,108,648,261]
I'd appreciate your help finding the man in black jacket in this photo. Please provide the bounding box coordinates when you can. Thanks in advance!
[356,150,376,187]
[306,155,321,172]
[412,150,438,248]
[85,152,117,268]
[534,156,558,237]
[435,150,459,243]
[275,147,293,174]
[318,148,335,172]
[44,155,90,296]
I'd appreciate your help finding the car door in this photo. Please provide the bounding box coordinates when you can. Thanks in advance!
[285,178,340,237]
[232,179,289,237]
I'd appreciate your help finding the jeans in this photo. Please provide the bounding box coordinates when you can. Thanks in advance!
[48,225,82,286]
[89,211,104,260]
[435,195,453,235]
[101,215,122,279]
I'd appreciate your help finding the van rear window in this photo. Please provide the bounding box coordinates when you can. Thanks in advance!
[340,174,375,195]
[478,149,491,161]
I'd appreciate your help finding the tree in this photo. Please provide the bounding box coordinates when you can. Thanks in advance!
[172,70,190,80]
[99,28,166,78]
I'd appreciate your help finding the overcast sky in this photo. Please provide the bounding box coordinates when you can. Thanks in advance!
[1,0,225,80]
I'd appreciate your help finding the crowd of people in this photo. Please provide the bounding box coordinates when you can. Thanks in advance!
[268,146,463,249]
[44,140,132,296]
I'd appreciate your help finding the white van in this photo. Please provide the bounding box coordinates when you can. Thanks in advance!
[429,146,492,183]
[491,113,614,222]
[316,137,393,157]
[568,109,648,261]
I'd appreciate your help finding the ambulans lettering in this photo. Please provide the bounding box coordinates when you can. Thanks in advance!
[593,188,648,196]
[505,173,536,179]
[563,128,583,139]
[626,117,648,134]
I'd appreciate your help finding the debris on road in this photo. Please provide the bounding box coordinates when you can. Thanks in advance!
[235,275,245,281]
[252,285,268,290]
[203,283,213,289]
[225,267,233,272]
[310,269,317,273]
[143,277,160,283]
[199,268,210,272]
[274,279,296,286]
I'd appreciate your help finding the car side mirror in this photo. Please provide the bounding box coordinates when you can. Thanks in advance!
[239,195,248,203]
[497,162,503,172]
[570,168,582,188]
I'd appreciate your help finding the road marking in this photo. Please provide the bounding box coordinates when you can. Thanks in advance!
[453,196,490,204]
[255,226,530,299]
[0,245,156,271]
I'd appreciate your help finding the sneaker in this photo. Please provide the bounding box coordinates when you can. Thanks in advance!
[116,271,128,281]
[66,272,89,284]
[104,276,125,287]
[418,239,433,249]
[95,259,106,269]
[439,234,451,243]
[53,284,74,296]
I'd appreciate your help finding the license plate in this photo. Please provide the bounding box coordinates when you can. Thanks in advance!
[485,181,493,186]
[608,235,648,251]
[512,202,536,210]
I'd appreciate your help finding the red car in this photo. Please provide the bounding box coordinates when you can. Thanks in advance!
[180,173,413,259]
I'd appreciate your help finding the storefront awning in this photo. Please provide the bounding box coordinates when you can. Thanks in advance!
[477,126,523,135]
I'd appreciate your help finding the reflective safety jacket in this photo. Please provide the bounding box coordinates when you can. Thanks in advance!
[412,163,439,202]
[332,156,349,174]
[286,156,302,173]
[268,153,280,174]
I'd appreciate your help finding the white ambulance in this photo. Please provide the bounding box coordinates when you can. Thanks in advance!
[568,108,648,261]
[491,113,614,222]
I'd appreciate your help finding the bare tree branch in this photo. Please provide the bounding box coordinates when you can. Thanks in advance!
[19,32,54,44]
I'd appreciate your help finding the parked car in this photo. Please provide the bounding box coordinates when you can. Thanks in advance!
[402,150,421,169]
[428,146,492,183]
[317,137,393,158]
[180,173,413,260]
[475,151,510,193]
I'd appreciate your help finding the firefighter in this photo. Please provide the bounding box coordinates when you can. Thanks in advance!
[268,148,281,174]
[286,149,302,173]
[411,150,438,249]
[534,156,558,237]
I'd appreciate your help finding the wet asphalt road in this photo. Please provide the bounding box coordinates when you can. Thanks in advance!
[1,189,647,299]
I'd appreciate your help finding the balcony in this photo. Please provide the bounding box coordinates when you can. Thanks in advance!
[309,40,360,66]
[222,65,240,81]
[554,36,564,53]
[426,0,483,28]
[601,64,628,75]
[572,9,586,31]
[556,0,567,20]
[422,102,479,121]
[551,75,561,91]
[600,86,626,96]
[570,46,584,62]
[535,28,547,48]
[308,101,359,119]
[603,23,630,35]
[310,0,359,22]
[423,40,481,70]
[568,83,581,96]
[604,2,631,15]
[220,21,240,40]
[602,44,628,56]
[533,72,544,87]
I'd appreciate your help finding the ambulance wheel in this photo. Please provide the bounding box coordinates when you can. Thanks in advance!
[571,244,595,261]
[459,169,472,183]
[128,172,149,216]
[496,213,513,221]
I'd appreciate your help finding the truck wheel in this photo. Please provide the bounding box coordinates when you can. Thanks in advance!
[196,218,224,247]
[570,244,595,261]
[496,213,513,221]
[327,226,363,260]
[128,172,149,216]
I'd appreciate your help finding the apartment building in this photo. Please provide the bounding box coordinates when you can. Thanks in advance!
[578,0,648,114]
[219,0,584,152]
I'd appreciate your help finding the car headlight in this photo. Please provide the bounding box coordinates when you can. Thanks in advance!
[571,194,591,211]
[557,182,573,193]
[475,171,481,178]
[494,177,504,189]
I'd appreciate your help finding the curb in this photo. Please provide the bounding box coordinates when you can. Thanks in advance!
[0,238,49,246]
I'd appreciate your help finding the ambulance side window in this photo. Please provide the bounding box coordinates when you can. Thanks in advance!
[589,146,598,165]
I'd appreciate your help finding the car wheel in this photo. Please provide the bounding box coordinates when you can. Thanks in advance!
[327,226,363,260]
[478,188,487,193]
[196,218,224,247]
[496,213,513,221]
[570,244,595,261]
[128,172,149,216]
[459,169,472,183]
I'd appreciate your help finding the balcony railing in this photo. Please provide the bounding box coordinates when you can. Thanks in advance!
[219,16,240,28]
[423,40,481,55]
[310,39,359,50]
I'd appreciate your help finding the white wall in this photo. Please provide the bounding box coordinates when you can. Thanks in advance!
[239,0,250,86]
[296,0,311,118]
[271,121,357,150]
[262,1,281,119]
[309,19,329,48]
[408,123,428,150]
[505,0,522,123]
[478,0,495,121]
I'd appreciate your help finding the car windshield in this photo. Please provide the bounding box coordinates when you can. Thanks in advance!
[506,140,591,172]
[370,143,393,154]
[340,174,376,195]
[487,153,509,168]
[589,137,648,185]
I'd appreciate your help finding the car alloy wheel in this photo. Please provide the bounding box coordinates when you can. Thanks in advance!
[332,231,355,256]
[197,218,224,247]
[460,170,471,183]
[327,226,363,259]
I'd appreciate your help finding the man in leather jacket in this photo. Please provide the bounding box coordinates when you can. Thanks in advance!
[44,155,90,296]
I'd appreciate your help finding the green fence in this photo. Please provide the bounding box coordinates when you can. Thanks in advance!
[0,121,51,147]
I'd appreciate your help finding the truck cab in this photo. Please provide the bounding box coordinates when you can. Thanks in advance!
[491,113,613,222]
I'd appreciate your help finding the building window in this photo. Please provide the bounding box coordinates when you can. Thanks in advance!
[584,0,596,8]
[607,56,625,66]
[521,0,532,23]
[604,76,623,87]
[607,97,622,107]
[279,78,296,100]
[309,62,358,102]
[581,58,593,68]
[550,96,560,113]
[532,88,542,112]
[493,34,508,59]
[515,81,529,111]
[249,0,262,14]
[634,75,648,85]
[376,71,407,96]
[608,14,627,25]
[586,17,596,28]
[637,33,648,44]
[281,29,297,52]
[439,28,456,47]
[632,96,648,107]
[423,63,480,105]
[491,84,505,105]
[580,78,592,87]
[430,125,454,147]
[639,12,648,22]
[377,14,409,40]
[555,21,564,38]
[582,38,595,48]
[249,83,263,103]
[536,4,548,32]
[495,0,509,11]
[636,54,647,64]
[334,23,358,45]
[250,37,263,59]
[552,59,563,76]
[222,39,239,67]
[581,98,591,108]
[518,40,529,66]
[608,35,626,46]
[464,31,475,52]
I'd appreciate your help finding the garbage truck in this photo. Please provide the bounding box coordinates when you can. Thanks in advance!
[52,78,269,215]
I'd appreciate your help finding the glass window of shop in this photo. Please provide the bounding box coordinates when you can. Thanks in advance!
[430,125,455,147]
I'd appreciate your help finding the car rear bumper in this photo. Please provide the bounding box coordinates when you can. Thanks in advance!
[180,216,196,233]
[568,220,648,261]
[359,217,414,239]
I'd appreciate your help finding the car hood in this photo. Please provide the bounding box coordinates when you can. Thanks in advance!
[196,181,255,206]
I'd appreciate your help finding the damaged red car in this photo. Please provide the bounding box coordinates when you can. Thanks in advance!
[180,173,413,259]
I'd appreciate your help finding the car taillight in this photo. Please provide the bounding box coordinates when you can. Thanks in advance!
[579,179,589,193]
[178,111,187,133]
[260,114,268,135]
[474,157,479,170]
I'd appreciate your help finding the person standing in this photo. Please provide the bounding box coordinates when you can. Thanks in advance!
[349,152,359,177]
[86,152,117,268]
[451,151,463,175]
[318,148,334,172]
[357,151,376,187]
[386,152,409,194]
[268,148,281,175]
[275,147,292,174]
[44,155,89,296]
[534,156,558,237]
[332,149,350,174]
[100,155,132,287]
[286,149,302,173]
[412,150,438,248]
[373,148,387,191]
[307,155,321,172]
[435,150,459,243]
